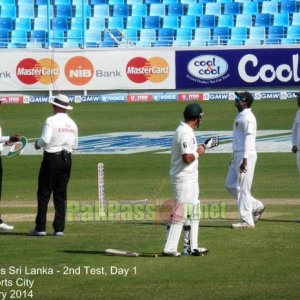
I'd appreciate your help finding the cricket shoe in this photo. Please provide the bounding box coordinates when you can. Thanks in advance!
[190,248,209,256]
[28,229,47,236]
[296,218,300,223]
[162,251,181,257]
[0,222,14,232]
[54,232,64,236]
[231,222,254,229]
[253,204,265,223]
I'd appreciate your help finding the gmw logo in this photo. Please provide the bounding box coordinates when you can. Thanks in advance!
[126,57,169,83]
[239,54,300,83]
[16,58,59,85]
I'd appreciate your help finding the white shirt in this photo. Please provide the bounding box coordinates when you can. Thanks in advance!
[170,121,198,182]
[291,109,300,148]
[0,126,10,152]
[36,113,78,153]
[232,108,256,158]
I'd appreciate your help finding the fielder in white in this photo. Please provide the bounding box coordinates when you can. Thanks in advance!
[291,92,300,223]
[226,92,265,229]
[291,92,300,174]
[162,103,218,257]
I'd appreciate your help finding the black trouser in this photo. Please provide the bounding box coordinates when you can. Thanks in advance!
[35,151,72,232]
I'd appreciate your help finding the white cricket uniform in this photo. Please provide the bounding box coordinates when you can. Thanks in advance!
[36,113,78,152]
[226,108,264,226]
[291,108,300,174]
[0,126,10,152]
[164,121,201,253]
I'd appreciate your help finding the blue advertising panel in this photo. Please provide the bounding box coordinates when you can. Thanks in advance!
[176,48,300,89]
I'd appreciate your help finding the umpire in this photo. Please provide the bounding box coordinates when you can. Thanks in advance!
[29,94,78,236]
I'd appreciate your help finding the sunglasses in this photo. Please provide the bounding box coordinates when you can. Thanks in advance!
[235,95,246,102]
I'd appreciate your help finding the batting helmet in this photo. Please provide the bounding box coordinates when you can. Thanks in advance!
[235,92,254,106]
[183,103,203,120]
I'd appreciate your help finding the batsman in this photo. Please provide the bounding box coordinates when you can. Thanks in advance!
[162,103,219,257]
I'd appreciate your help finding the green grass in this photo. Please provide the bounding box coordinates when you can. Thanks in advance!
[0,100,299,300]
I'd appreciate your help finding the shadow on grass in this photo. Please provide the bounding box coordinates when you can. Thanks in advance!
[60,250,161,258]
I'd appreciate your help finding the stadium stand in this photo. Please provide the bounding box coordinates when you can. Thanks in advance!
[0,0,299,48]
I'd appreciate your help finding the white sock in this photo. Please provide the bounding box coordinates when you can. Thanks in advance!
[190,220,199,251]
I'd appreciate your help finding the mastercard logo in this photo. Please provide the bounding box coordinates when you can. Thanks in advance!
[16,58,59,85]
[65,56,94,86]
[126,57,169,83]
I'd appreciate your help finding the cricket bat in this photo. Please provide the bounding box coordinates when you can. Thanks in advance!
[105,248,158,258]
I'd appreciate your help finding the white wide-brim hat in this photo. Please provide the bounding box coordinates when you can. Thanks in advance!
[49,94,73,110]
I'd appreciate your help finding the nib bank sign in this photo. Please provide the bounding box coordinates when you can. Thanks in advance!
[177,49,300,88]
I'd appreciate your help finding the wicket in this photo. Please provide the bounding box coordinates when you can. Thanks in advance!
[97,163,106,217]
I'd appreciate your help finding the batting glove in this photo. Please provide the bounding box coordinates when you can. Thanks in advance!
[203,136,219,150]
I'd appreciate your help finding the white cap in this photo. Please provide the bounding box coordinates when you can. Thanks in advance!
[49,94,73,110]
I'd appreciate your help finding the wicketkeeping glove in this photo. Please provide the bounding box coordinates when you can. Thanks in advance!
[203,136,219,150]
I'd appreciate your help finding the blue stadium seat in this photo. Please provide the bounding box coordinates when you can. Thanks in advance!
[261,1,278,14]
[230,26,248,42]
[268,25,285,39]
[19,0,34,5]
[248,26,266,43]
[149,3,166,16]
[30,29,47,46]
[180,15,197,28]
[72,0,89,4]
[176,28,192,42]
[181,0,197,4]
[199,15,216,28]
[145,0,162,4]
[34,17,49,30]
[26,41,44,48]
[163,0,179,3]
[52,17,69,30]
[163,15,179,28]
[55,0,71,4]
[37,5,54,18]
[18,4,35,18]
[11,29,28,46]
[7,42,26,48]
[108,0,124,4]
[131,4,148,17]
[71,17,86,30]
[192,27,211,44]
[85,29,102,47]
[244,39,262,46]
[153,40,172,47]
[227,39,244,46]
[49,29,65,44]
[273,13,290,27]
[223,2,240,15]
[139,28,156,42]
[15,18,32,31]
[218,14,234,27]
[280,0,296,14]
[36,0,49,4]
[103,28,121,45]
[127,0,143,4]
[63,41,80,48]
[90,0,107,4]
[74,5,92,18]
[108,16,124,29]
[255,14,272,27]
[0,30,9,47]
[157,27,174,41]
[113,4,129,17]
[144,16,161,29]
[126,16,143,29]
[236,14,253,27]
[212,26,230,45]
[55,5,73,18]
[0,5,17,18]
[0,0,14,4]
[66,29,83,44]
[136,40,152,47]
[242,2,258,15]
[121,28,138,43]
[0,17,13,31]
[292,12,300,26]
[173,40,189,46]
[281,37,298,44]
[88,17,106,30]
[286,25,300,39]
[93,4,110,17]
[186,3,203,16]
[205,3,222,15]
[167,3,184,16]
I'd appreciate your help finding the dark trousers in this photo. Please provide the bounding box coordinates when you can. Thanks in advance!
[35,151,72,232]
